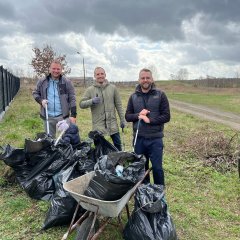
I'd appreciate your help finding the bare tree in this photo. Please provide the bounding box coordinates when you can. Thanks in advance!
[30,44,71,77]
[176,68,189,80]
[235,71,240,79]
[169,73,176,80]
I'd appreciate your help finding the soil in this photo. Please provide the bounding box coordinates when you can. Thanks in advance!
[170,100,240,131]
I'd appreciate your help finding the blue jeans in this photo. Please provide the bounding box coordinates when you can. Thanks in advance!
[111,132,122,151]
[134,137,164,185]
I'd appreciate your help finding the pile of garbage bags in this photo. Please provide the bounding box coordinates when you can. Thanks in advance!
[0,131,116,229]
[0,130,178,239]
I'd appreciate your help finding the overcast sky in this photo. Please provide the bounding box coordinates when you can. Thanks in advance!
[1,0,240,81]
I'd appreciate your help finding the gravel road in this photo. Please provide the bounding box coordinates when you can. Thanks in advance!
[170,100,240,131]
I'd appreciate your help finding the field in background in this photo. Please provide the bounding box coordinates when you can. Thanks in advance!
[0,82,239,240]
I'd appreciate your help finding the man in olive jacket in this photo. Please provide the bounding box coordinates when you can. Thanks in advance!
[80,67,125,151]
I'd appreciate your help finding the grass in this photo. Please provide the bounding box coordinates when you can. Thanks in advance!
[0,83,239,240]
[158,80,240,114]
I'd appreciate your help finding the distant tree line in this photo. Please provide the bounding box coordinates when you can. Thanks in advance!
[180,78,240,88]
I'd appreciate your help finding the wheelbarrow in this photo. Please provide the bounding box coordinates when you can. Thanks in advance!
[61,168,151,240]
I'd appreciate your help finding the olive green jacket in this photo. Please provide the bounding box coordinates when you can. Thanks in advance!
[79,80,125,135]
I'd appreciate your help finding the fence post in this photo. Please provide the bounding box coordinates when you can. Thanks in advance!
[0,66,5,112]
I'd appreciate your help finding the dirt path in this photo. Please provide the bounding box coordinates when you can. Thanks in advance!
[170,100,240,131]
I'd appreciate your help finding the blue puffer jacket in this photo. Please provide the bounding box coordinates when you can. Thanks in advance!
[62,124,80,146]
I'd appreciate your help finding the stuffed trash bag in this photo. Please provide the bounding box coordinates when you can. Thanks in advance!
[42,139,96,229]
[88,130,118,157]
[0,145,30,185]
[42,161,84,230]
[0,133,74,200]
[84,152,146,201]
[73,140,97,174]
[123,184,178,240]
[25,132,52,154]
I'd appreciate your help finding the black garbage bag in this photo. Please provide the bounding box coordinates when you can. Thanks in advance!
[73,140,97,174]
[22,143,74,200]
[25,143,73,180]
[25,132,53,154]
[88,131,118,158]
[84,170,134,201]
[84,152,146,201]
[42,161,84,230]
[123,184,178,240]
[0,137,75,200]
[0,145,31,185]
[95,152,146,183]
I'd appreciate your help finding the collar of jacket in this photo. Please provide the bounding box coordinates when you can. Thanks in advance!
[135,83,156,94]
[93,79,109,88]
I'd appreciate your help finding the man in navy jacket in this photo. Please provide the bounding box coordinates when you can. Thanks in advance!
[125,68,170,186]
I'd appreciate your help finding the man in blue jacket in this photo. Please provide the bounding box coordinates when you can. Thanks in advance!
[125,68,170,186]
[32,59,77,138]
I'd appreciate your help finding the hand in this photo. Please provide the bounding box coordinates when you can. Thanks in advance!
[69,117,76,124]
[92,97,100,105]
[42,99,48,108]
[120,122,125,129]
[139,109,150,116]
[138,115,150,123]
[56,120,69,132]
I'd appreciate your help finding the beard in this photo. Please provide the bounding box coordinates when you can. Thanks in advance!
[140,82,152,91]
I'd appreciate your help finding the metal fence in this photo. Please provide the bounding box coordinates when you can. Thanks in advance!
[0,65,20,120]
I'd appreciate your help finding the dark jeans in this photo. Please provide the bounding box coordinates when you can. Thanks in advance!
[111,132,122,151]
[134,136,164,185]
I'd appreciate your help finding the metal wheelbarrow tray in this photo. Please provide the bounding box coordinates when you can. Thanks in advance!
[62,169,151,240]
[64,171,139,217]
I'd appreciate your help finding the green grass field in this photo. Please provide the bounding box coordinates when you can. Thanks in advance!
[157,80,240,114]
[0,83,239,240]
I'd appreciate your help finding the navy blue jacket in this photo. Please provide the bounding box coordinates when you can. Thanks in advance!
[62,124,80,146]
[125,84,170,138]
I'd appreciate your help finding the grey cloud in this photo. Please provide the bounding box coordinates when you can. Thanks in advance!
[2,0,240,77]
[0,1,16,20]
[178,40,240,66]
[3,0,239,43]
[210,44,240,62]
[177,45,212,65]
[197,14,240,45]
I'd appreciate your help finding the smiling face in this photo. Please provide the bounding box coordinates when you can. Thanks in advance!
[49,62,62,80]
[139,69,154,92]
[94,67,106,84]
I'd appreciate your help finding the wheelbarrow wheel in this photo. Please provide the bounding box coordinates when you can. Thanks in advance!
[75,214,99,240]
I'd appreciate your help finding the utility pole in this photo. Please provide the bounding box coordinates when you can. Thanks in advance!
[77,52,86,87]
